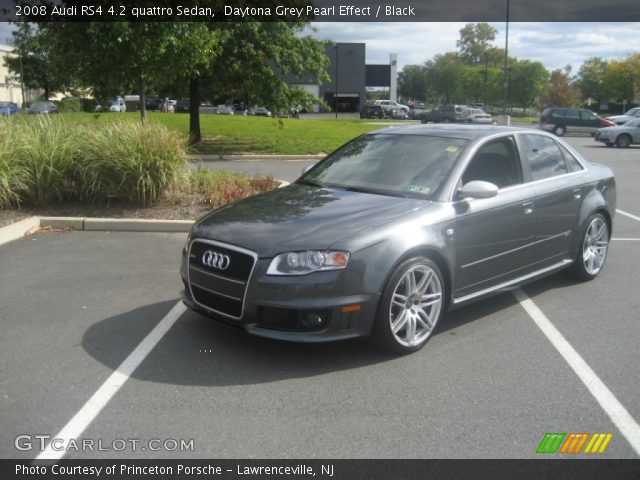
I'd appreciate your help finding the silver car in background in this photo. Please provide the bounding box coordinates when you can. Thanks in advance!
[181,125,616,354]
[595,118,640,148]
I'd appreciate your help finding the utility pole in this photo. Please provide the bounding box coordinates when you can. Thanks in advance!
[502,0,510,115]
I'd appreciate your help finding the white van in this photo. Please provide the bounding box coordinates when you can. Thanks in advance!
[109,97,126,112]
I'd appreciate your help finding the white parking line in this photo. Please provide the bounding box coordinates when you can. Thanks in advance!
[617,209,640,223]
[512,288,640,456]
[36,301,187,460]
[611,238,640,241]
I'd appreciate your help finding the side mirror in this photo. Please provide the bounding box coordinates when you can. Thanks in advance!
[301,164,315,175]
[458,180,499,199]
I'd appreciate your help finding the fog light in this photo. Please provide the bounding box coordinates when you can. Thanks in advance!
[301,312,327,329]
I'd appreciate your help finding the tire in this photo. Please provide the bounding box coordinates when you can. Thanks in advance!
[371,257,445,354]
[616,134,631,148]
[568,213,609,281]
[553,125,566,136]
[443,117,451,123]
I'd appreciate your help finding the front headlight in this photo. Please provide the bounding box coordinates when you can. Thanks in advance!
[267,250,349,276]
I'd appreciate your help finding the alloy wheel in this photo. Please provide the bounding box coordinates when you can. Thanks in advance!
[582,216,608,276]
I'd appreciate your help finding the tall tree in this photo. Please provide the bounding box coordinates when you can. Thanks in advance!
[398,64,427,101]
[576,57,608,103]
[425,52,465,103]
[540,65,581,108]
[509,59,549,110]
[4,23,71,101]
[457,23,498,66]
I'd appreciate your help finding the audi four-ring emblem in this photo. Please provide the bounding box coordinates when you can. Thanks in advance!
[202,250,231,270]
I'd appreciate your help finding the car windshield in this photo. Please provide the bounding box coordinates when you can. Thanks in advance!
[299,134,468,198]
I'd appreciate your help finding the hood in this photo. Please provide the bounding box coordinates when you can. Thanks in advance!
[606,115,631,122]
[192,183,429,257]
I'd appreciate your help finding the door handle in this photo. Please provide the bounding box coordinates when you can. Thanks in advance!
[522,202,534,215]
[572,188,582,200]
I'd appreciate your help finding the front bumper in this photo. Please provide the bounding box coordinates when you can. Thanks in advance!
[181,250,380,343]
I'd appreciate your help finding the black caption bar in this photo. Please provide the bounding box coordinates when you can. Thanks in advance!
[2,460,640,480]
[1,0,640,22]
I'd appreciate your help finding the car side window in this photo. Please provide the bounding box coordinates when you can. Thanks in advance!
[520,134,568,181]
[565,109,580,120]
[580,110,598,120]
[559,144,584,173]
[461,137,522,189]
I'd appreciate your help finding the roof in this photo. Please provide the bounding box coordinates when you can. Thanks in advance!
[368,124,538,140]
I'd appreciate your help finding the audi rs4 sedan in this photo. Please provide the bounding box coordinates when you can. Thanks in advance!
[181,125,616,354]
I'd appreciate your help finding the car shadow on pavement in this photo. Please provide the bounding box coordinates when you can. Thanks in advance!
[81,293,526,387]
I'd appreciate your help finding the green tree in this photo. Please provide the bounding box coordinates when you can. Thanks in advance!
[398,64,427,101]
[602,57,635,103]
[509,59,549,110]
[425,52,465,103]
[576,57,608,103]
[4,23,71,101]
[457,23,498,66]
[540,66,581,108]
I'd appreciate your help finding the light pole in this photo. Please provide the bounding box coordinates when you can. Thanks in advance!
[335,44,339,119]
[502,0,510,116]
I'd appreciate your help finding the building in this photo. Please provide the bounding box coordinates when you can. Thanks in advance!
[0,43,39,107]
[285,42,396,113]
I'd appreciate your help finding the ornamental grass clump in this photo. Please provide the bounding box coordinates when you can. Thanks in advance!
[79,120,189,205]
[0,119,27,209]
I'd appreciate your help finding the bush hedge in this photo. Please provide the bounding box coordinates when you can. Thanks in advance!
[0,115,189,208]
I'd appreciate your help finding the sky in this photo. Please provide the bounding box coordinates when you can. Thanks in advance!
[307,22,640,72]
[2,21,639,73]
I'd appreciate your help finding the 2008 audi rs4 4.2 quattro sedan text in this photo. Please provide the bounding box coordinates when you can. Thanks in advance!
[180,125,615,354]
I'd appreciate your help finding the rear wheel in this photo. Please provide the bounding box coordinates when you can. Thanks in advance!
[616,134,631,148]
[372,257,445,354]
[568,213,609,281]
[553,125,566,136]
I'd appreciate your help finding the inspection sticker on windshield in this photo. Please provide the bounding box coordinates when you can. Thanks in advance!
[446,146,459,153]
[407,185,431,194]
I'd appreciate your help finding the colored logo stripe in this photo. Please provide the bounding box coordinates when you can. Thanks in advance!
[560,433,589,454]
[537,433,566,454]
[584,433,613,454]
[537,433,613,454]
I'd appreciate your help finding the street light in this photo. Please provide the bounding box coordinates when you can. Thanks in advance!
[502,0,510,116]
[335,44,339,119]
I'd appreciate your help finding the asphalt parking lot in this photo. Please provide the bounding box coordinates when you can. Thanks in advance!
[1,136,639,460]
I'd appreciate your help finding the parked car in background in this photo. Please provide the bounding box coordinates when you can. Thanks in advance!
[420,104,468,123]
[248,106,272,117]
[0,101,20,116]
[594,118,640,148]
[374,99,410,116]
[181,124,615,354]
[27,101,59,114]
[109,97,126,112]
[539,107,615,136]
[145,96,160,111]
[360,104,385,119]
[605,107,640,125]
[408,108,428,120]
[175,98,190,113]
[216,105,234,115]
[465,108,493,124]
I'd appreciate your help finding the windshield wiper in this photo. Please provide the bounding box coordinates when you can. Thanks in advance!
[297,178,327,188]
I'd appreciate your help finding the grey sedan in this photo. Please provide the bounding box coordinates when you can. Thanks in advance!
[181,125,616,354]
[594,118,640,148]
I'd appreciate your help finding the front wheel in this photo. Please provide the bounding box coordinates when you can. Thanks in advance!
[372,257,445,354]
[553,125,566,136]
[568,213,609,281]
[616,134,631,148]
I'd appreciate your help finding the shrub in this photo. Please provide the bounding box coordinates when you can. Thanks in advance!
[190,168,277,207]
[80,121,189,205]
[58,97,83,113]
[5,115,82,206]
[0,119,27,209]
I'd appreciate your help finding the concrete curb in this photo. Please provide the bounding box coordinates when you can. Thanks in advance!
[0,216,194,246]
[190,154,325,162]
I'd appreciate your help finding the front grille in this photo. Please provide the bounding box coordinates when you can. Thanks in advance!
[188,239,257,319]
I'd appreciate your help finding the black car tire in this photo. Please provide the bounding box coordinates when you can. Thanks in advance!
[616,134,631,148]
[568,213,609,281]
[371,257,445,354]
[553,125,566,136]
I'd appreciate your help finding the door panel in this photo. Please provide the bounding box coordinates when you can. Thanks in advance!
[454,185,537,296]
